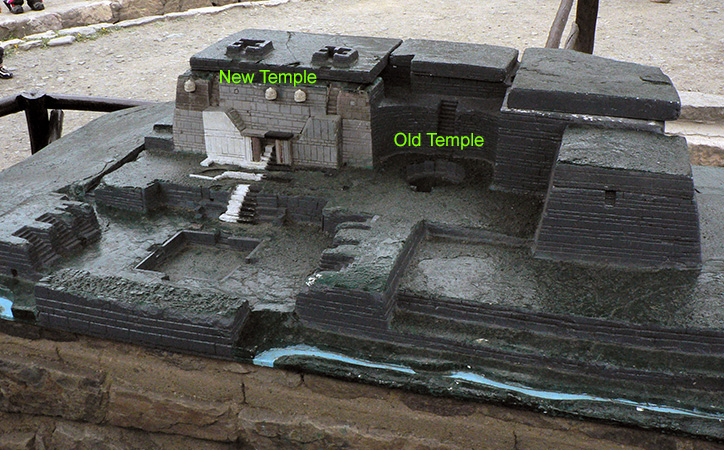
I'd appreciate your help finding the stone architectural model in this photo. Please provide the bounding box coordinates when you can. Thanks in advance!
[1,29,723,440]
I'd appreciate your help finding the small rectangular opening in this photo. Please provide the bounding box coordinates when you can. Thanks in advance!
[604,190,616,207]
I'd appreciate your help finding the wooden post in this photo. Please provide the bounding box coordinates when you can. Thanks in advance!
[48,109,64,144]
[571,0,599,54]
[545,0,575,49]
[17,91,50,154]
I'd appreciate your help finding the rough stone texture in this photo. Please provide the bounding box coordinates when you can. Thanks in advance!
[534,126,701,269]
[0,353,107,423]
[557,126,692,175]
[0,2,115,40]
[108,388,240,441]
[47,35,77,46]
[24,30,57,40]
[18,40,44,50]
[111,0,228,22]
[59,2,115,29]
[0,103,171,280]
[507,48,681,121]
[57,25,99,36]
[0,412,237,450]
[0,332,722,450]
[679,91,724,123]
[391,38,518,83]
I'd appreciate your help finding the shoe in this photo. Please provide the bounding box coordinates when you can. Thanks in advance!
[9,4,23,13]
[0,67,13,79]
[28,1,43,10]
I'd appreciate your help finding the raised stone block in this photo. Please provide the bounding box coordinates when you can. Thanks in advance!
[534,126,700,269]
[507,48,680,121]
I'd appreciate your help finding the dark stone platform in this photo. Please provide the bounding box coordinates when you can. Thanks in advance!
[506,48,681,121]
[190,29,401,84]
[390,39,519,83]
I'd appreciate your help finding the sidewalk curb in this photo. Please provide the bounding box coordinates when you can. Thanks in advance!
[0,0,289,41]
[679,91,724,124]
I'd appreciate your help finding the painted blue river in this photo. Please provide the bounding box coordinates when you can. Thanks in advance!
[0,296,13,320]
[254,344,724,422]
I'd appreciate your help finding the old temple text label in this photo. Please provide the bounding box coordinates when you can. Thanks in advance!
[394,133,485,151]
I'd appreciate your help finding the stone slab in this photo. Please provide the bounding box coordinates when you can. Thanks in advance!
[47,35,77,46]
[506,48,681,121]
[391,38,518,83]
[557,126,691,176]
[190,29,401,84]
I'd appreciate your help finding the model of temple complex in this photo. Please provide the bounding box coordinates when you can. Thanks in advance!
[171,29,699,269]
[4,29,724,440]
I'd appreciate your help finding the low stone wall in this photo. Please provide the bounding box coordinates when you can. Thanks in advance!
[35,272,249,358]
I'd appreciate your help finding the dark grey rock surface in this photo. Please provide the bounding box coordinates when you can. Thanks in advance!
[506,48,681,121]
[391,38,518,82]
[558,126,691,175]
[0,103,174,237]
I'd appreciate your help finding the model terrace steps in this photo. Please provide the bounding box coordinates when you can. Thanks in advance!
[394,293,724,360]
[13,226,60,268]
[318,252,354,271]
[219,184,250,223]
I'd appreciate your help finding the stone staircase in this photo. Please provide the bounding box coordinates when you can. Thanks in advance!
[438,100,458,135]
[219,184,250,223]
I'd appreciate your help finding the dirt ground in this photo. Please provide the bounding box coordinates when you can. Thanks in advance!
[0,0,722,170]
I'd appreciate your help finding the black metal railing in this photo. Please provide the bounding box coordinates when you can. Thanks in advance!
[0,90,156,154]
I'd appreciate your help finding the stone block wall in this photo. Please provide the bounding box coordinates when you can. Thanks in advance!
[95,179,230,217]
[337,87,375,168]
[341,119,373,167]
[492,108,569,195]
[218,83,327,134]
[534,128,701,269]
[294,115,341,168]
[173,74,213,154]
[411,74,509,98]
[534,164,701,269]
[371,101,438,165]
[255,192,328,225]
[35,278,249,359]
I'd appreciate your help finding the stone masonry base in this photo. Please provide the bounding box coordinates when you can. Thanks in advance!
[0,324,722,450]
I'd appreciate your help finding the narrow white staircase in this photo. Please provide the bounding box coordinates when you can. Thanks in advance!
[219,184,250,223]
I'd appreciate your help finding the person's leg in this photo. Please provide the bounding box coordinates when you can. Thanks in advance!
[3,0,24,14]
[0,48,14,79]
[27,0,43,11]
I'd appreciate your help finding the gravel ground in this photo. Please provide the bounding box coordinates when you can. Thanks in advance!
[0,0,722,170]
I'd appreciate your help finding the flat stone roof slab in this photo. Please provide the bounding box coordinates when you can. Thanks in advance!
[391,39,518,82]
[507,48,681,121]
[191,29,401,84]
